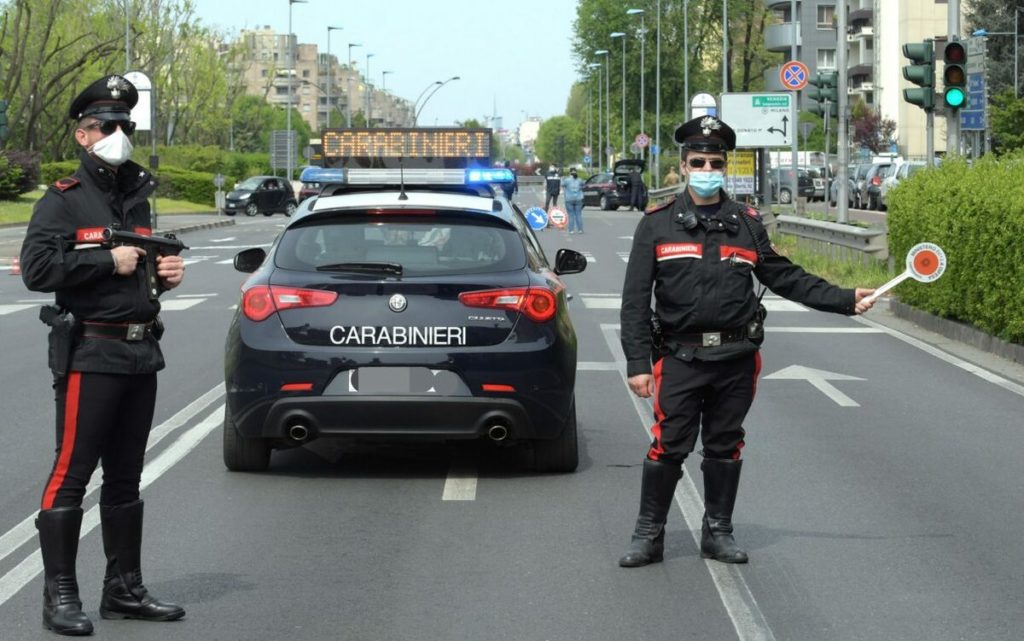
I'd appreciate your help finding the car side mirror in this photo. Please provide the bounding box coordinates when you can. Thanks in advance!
[234,248,267,273]
[554,248,587,275]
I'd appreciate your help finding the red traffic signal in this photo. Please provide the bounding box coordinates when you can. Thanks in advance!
[943,42,966,64]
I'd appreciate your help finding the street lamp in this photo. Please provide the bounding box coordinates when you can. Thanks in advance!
[588,62,602,171]
[974,18,1022,98]
[286,0,307,182]
[414,76,460,125]
[627,8,645,161]
[610,32,626,157]
[326,26,342,129]
[655,0,662,187]
[346,42,361,127]
[365,52,375,126]
[596,50,610,168]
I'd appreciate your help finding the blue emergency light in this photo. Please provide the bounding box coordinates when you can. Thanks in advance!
[300,167,346,184]
[465,168,514,184]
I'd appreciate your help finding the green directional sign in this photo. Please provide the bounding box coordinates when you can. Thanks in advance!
[752,95,790,108]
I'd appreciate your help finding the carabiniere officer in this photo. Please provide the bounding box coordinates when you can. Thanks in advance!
[20,75,186,635]
[617,115,877,568]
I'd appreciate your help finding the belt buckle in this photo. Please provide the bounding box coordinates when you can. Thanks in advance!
[126,323,146,341]
[702,331,721,347]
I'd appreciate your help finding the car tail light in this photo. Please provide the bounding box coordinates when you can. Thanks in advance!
[871,176,881,186]
[242,285,338,322]
[458,287,557,323]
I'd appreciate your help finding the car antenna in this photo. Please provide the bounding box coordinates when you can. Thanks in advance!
[398,157,408,200]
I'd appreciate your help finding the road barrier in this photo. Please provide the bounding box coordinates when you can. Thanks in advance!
[775,214,888,263]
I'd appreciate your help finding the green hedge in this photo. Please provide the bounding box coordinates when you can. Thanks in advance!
[40,161,80,185]
[888,152,1024,344]
[40,161,216,207]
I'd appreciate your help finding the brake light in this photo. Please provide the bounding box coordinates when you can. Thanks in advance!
[367,209,436,215]
[459,287,557,323]
[242,285,338,322]
[871,176,881,186]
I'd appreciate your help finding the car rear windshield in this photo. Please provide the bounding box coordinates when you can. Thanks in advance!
[274,214,527,277]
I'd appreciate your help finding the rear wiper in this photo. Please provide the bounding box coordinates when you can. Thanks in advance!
[316,261,404,276]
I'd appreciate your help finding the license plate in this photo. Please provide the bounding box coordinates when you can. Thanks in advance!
[353,367,411,393]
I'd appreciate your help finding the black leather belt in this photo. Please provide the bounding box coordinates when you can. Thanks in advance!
[81,321,153,342]
[665,328,747,348]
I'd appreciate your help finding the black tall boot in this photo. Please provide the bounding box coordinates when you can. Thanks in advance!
[37,507,94,636]
[700,458,749,564]
[618,459,683,567]
[98,500,185,621]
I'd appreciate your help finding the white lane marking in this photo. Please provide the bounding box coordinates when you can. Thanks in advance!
[581,252,596,263]
[581,297,622,309]
[617,251,631,263]
[0,404,224,607]
[599,323,777,641]
[187,244,272,250]
[0,304,33,316]
[442,463,478,501]
[160,298,206,311]
[578,361,620,371]
[182,255,219,266]
[210,237,237,242]
[216,258,235,264]
[0,385,223,567]
[175,293,219,298]
[854,315,1024,399]
[16,299,52,303]
[763,365,864,407]
[762,299,807,312]
[767,327,883,334]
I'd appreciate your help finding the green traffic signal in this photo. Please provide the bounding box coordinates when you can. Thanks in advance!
[942,41,968,111]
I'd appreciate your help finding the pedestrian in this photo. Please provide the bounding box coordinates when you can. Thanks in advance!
[562,167,585,234]
[544,166,561,211]
[20,75,187,635]
[663,165,680,187]
[628,166,647,211]
[617,115,876,568]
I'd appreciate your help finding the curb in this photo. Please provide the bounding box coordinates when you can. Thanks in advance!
[155,219,236,235]
[889,299,1024,367]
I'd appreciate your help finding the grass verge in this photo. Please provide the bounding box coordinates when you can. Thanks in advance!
[0,190,212,225]
[770,231,893,290]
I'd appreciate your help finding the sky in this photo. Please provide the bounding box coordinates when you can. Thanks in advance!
[194,0,581,129]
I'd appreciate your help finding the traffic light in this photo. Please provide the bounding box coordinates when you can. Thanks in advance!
[942,40,967,111]
[807,72,838,117]
[902,40,935,111]
[0,100,9,144]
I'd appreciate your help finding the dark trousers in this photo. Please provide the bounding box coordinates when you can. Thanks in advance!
[647,353,762,463]
[42,372,157,510]
[544,192,559,210]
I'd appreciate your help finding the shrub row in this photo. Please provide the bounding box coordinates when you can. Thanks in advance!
[0,150,41,200]
[41,161,219,207]
[887,151,1024,344]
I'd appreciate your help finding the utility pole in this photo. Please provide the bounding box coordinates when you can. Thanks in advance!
[836,0,849,223]
[947,0,961,155]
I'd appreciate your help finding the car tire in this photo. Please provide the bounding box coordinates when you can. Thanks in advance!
[530,398,579,473]
[245,202,258,217]
[779,188,792,204]
[223,210,236,216]
[285,201,296,217]
[599,194,610,211]
[262,209,274,216]
[223,413,271,472]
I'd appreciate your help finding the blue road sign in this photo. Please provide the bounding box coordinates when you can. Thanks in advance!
[524,206,548,231]
[583,154,592,165]
[651,144,659,155]
[961,72,986,131]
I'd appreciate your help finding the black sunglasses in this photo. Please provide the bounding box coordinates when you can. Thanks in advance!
[687,157,726,170]
[83,120,136,137]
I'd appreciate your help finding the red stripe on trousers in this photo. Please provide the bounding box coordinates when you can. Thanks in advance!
[647,358,666,461]
[733,352,763,460]
[42,372,81,510]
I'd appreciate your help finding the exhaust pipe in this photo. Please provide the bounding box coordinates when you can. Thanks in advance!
[287,424,310,442]
[487,424,509,442]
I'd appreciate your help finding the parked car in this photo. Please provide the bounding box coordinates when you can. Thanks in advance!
[860,162,894,211]
[768,167,816,204]
[223,165,587,473]
[224,176,298,217]
[850,162,874,209]
[581,159,646,210]
[880,160,928,210]
[829,175,858,207]
[801,166,827,201]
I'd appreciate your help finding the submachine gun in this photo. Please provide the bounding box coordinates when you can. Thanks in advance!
[99,228,189,301]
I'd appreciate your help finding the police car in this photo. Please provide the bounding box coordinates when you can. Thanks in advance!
[223,128,587,473]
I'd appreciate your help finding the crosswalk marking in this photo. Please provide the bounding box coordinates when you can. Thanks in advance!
[617,251,631,263]
[581,251,596,263]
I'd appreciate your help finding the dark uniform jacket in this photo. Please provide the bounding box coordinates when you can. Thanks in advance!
[20,152,164,374]
[620,190,855,377]
[545,174,561,196]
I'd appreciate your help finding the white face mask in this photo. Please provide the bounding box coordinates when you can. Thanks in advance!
[88,127,133,166]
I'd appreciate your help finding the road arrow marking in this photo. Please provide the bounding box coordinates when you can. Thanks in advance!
[763,365,864,407]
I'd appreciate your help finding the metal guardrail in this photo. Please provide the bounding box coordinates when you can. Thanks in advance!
[775,214,888,262]
[648,184,682,206]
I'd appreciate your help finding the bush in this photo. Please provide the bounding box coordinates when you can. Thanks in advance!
[151,145,271,188]
[154,166,216,206]
[0,154,23,200]
[2,150,41,194]
[888,152,1024,344]
[40,161,80,185]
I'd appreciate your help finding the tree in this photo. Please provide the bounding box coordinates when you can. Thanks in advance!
[964,0,1024,98]
[990,89,1024,152]
[850,99,896,154]
[535,116,582,168]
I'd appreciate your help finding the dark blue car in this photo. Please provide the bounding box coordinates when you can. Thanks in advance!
[223,167,587,473]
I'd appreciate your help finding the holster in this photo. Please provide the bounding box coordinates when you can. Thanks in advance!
[40,305,79,378]
[747,303,767,346]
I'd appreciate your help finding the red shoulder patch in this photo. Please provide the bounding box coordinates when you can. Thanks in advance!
[744,206,761,219]
[644,200,673,216]
[54,177,80,192]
